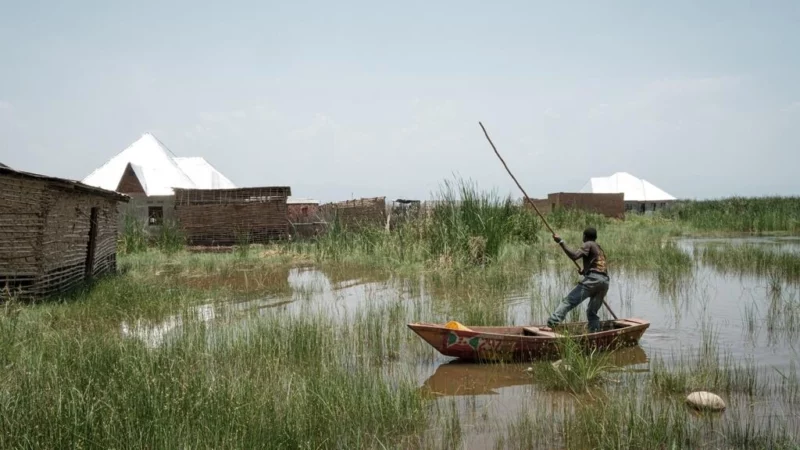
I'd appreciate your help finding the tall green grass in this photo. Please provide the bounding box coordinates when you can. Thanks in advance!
[425,177,540,266]
[292,176,541,271]
[697,243,800,283]
[118,214,185,255]
[664,197,800,233]
[0,279,428,449]
[118,214,148,255]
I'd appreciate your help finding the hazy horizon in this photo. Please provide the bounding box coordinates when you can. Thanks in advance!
[2,1,798,203]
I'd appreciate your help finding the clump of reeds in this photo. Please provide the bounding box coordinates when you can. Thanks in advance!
[535,336,618,395]
[118,213,148,255]
[421,176,541,267]
[155,219,185,254]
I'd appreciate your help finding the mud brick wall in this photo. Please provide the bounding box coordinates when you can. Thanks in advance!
[319,197,387,231]
[524,199,552,215]
[288,203,320,224]
[549,192,625,219]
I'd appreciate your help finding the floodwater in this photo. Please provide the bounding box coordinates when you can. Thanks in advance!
[120,237,800,448]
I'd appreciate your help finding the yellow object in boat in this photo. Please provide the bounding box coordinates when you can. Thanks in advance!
[445,321,472,331]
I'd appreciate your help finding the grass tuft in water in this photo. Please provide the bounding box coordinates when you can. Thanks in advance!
[535,336,618,395]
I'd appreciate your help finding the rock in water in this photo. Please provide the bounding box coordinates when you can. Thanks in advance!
[686,391,726,412]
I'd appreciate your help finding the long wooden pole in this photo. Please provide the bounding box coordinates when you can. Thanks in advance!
[478,121,618,320]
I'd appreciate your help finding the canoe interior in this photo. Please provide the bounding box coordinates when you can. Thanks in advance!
[439,318,647,336]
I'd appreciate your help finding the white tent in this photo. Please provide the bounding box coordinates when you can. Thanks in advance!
[174,157,236,191]
[82,133,235,196]
[579,172,676,202]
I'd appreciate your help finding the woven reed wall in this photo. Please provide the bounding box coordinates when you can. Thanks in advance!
[40,188,119,292]
[0,175,46,278]
[174,187,291,205]
[174,187,291,245]
[319,197,387,231]
[0,173,122,298]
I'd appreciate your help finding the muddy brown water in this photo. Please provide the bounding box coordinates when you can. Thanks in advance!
[120,237,800,448]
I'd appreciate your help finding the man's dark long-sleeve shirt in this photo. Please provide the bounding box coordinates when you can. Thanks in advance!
[559,240,608,275]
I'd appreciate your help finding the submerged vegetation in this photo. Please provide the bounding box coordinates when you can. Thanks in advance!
[0,278,427,448]
[7,179,800,448]
[535,335,618,395]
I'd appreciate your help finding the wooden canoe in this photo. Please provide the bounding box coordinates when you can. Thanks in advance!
[407,317,650,362]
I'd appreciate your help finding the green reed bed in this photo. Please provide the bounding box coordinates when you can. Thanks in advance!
[664,197,800,234]
[0,295,429,449]
[697,243,800,283]
[289,177,541,272]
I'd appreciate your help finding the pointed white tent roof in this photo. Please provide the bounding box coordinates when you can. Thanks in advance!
[82,133,235,196]
[174,157,235,190]
[579,172,676,202]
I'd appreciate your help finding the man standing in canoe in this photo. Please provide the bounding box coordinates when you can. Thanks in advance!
[543,227,609,333]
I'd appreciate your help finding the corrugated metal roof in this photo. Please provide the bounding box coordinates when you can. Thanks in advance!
[579,172,676,202]
[82,133,236,196]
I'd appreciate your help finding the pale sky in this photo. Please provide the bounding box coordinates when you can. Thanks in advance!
[1,0,798,202]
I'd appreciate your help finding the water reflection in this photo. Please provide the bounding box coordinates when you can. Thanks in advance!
[421,346,649,398]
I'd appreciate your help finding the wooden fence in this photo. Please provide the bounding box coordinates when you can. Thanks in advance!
[174,187,292,246]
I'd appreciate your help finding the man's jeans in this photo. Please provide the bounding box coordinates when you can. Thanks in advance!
[547,272,610,332]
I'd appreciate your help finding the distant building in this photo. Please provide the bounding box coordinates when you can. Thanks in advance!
[82,133,236,228]
[287,197,321,223]
[1,165,129,298]
[579,172,676,213]
[524,192,625,219]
